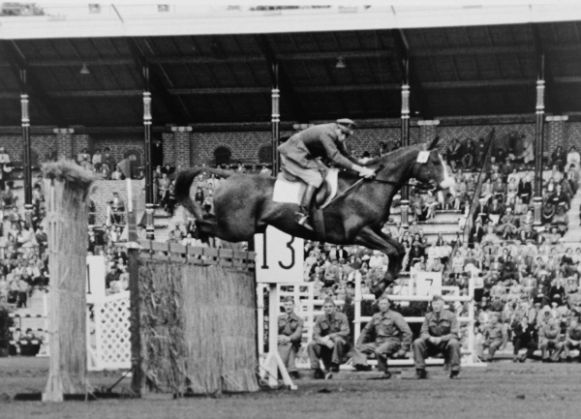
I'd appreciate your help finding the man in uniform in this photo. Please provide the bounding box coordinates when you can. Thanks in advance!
[277,119,375,230]
[351,296,412,378]
[481,313,508,361]
[538,309,564,362]
[413,294,461,379]
[307,297,351,379]
[277,298,304,379]
[564,315,581,362]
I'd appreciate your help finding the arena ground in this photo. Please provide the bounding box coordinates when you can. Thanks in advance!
[0,357,579,419]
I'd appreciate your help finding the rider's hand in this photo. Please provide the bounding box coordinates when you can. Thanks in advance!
[358,167,376,178]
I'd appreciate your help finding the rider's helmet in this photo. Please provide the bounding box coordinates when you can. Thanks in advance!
[336,118,356,136]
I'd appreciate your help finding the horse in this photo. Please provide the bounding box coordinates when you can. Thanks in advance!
[174,137,455,296]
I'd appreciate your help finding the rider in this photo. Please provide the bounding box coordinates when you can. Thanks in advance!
[278,118,376,230]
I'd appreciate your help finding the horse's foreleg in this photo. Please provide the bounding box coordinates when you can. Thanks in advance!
[353,227,406,297]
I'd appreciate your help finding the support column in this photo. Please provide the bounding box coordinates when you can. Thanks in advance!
[19,69,33,226]
[418,119,440,143]
[399,59,411,228]
[533,56,546,227]
[271,62,280,174]
[142,66,155,240]
[171,126,192,170]
[53,128,74,161]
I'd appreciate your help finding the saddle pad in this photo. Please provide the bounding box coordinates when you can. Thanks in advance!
[272,174,304,204]
[272,169,339,207]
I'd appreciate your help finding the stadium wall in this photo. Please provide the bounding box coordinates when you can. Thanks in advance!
[0,117,579,168]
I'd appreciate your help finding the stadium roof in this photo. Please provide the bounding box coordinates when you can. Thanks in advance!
[1,2,581,128]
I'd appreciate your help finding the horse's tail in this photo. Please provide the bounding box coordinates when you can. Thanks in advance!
[174,167,235,218]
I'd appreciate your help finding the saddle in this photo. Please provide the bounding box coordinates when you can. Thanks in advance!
[273,168,339,209]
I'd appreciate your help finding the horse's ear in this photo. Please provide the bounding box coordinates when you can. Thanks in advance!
[426,136,440,150]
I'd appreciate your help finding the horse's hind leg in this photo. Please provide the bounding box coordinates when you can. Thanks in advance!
[194,217,219,243]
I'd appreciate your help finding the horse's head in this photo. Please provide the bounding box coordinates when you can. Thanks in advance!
[411,137,456,195]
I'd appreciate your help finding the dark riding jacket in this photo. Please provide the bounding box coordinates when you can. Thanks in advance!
[279,123,359,171]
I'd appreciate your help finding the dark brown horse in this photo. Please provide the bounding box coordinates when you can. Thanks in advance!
[175,137,455,296]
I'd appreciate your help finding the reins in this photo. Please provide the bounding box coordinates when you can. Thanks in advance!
[322,164,398,208]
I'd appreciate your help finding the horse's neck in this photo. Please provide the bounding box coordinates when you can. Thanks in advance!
[378,148,418,184]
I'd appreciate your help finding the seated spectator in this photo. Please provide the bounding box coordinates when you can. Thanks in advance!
[566,164,579,194]
[481,313,508,361]
[109,192,125,225]
[110,167,124,180]
[0,183,17,210]
[495,208,519,239]
[548,184,569,210]
[413,294,461,379]
[157,172,171,205]
[445,138,463,169]
[277,298,303,379]
[307,298,350,379]
[551,204,569,236]
[567,146,581,171]
[492,177,506,203]
[18,328,41,356]
[518,173,533,205]
[351,296,412,378]
[541,202,555,225]
[92,147,103,168]
[538,309,563,362]
[461,138,476,170]
[76,147,91,166]
[510,305,537,362]
[564,316,581,362]
[551,145,567,171]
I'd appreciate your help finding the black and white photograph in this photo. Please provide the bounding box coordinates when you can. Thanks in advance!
[1,1,581,418]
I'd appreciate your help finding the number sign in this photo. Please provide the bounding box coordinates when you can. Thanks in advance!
[254,226,304,284]
[410,269,442,297]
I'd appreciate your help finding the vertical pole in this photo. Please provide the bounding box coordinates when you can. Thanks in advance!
[267,284,279,387]
[533,55,545,227]
[354,272,362,343]
[128,245,142,395]
[399,59,411,228]
[20,68,33,226]
[271,62,280,174]
[142,65,155,240]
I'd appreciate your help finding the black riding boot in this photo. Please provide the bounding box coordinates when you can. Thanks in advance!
[297,185,317,231]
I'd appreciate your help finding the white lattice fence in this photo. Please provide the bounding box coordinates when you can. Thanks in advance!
[88,291,131,371]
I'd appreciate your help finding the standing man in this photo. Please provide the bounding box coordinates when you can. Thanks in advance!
[307,298,350,379]
[351,297,412,378]
[277,119,375,231]
[413,295,461,379]
[277,299,304,379]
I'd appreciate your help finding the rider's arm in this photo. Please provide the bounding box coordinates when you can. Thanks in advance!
[320,132,362,172]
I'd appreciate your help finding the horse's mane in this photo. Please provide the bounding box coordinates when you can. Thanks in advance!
[362,143,422,167]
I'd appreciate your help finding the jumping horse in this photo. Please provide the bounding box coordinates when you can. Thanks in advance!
[174,137,455,296]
